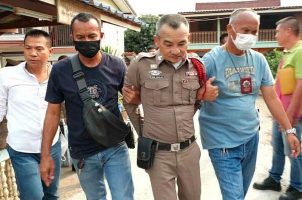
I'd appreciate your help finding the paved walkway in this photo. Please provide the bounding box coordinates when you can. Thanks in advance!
[60,96,292,200]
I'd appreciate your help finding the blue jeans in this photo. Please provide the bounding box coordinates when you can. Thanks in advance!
[72,142,134,200]
[269,119,302,191]
[7,141,61,200]
[208,133,259,200]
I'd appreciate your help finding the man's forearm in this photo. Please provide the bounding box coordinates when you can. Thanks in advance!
[124,103,141,136]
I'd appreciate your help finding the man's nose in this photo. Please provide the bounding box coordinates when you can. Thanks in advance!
[29,49,38,56]
[170,48,181,55]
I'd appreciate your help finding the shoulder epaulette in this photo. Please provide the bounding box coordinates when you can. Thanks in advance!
[134,52,156,62]
[187,52,200,59]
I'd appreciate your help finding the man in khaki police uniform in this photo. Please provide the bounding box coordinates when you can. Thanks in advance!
[123,14,217,200]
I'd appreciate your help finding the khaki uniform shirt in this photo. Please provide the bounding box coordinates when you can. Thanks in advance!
[124,52,200,144]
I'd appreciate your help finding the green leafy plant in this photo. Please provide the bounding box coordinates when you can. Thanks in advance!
[264,49,282,78]
[124,15,159,53]
[101,45,118,56]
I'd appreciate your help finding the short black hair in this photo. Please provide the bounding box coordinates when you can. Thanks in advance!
[24,29,51,47]
[219,33,228,45]
[276,16,299,36]
[58,55,68,61]
[70,12,101,32]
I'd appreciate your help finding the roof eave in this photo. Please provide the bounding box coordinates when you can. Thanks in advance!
[79,0,141,31]
[112,0,137,15]
[180,6,302,18]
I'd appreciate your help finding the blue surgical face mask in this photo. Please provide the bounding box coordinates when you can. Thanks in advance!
[231,26,257,50]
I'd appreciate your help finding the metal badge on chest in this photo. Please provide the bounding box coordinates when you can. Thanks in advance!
[149,64,164,79]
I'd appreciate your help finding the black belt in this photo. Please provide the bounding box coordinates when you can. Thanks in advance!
[157,135,196,152]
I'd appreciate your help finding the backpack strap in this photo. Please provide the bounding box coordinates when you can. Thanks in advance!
[190,57,207,98]
[70,55,91,103]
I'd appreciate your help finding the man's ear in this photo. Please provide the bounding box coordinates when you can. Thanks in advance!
[226,24,232,33]
[100,32,104,39]
[49,47,54,55]
[153,35,159,48]
[226,24,235,39]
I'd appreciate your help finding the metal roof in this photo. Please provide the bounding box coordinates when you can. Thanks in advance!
[179,5,302,16]
[80,0,142,25]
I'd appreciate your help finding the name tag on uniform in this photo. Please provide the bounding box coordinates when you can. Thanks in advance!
[185,71,198,76]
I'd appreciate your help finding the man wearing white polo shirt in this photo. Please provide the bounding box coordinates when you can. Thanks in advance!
[0,29,60,200]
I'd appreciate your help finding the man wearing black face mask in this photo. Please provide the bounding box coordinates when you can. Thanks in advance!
[74,40,100,58]
[40,13,134,200]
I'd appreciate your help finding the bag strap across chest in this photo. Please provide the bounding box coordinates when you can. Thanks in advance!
[70,54,91,103]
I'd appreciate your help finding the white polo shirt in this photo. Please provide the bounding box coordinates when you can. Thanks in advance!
[0,62,59,153]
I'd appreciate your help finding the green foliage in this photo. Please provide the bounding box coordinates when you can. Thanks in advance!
[264,49,282,78]
[124,15,159,53]
[101,45,117,56]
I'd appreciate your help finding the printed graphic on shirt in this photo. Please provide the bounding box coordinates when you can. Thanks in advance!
[224,65,256,94]
[86,79,107,103]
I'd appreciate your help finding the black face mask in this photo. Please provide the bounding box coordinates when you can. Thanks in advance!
[74,40,100,58]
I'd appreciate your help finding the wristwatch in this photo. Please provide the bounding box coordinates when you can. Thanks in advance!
[285,128,297,136]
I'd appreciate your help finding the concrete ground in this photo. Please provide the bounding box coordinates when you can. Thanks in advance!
[60,96,292,200]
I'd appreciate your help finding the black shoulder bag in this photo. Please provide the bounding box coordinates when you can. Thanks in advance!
[135,106,157,169]
[137,137,157,169]
[70,55,134,148]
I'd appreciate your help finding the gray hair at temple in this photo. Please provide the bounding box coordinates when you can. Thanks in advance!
[229,8,260,24]
[276,16,299,36]
[155,14,189,36]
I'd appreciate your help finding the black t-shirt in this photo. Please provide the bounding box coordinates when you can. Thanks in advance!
[46,53,126,159]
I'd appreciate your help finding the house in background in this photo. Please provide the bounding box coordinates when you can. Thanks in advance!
[0,0,141,67]
[179,0,302,55]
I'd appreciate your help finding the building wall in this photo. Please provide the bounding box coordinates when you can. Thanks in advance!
[101,23,125,57]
